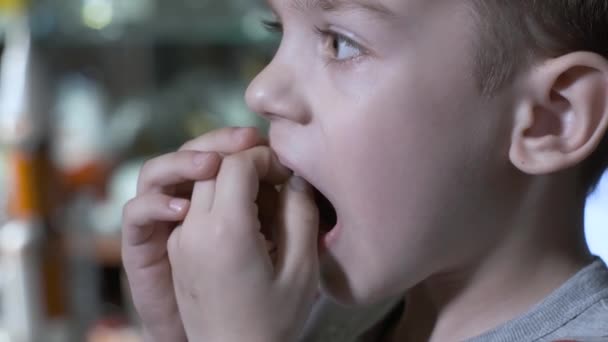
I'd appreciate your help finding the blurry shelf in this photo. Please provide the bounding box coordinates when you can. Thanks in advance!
[32,21,276,47]
[93,236,122,266]
[26,1,277,47]
[69,235,122,267]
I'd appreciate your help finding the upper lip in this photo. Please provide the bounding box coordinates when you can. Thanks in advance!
[272,147,303,178]
[272,148,337,211]
[273,148,318,189]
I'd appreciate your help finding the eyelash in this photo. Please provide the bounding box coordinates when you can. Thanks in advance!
[262,19,283,33]
[261,19,366,66]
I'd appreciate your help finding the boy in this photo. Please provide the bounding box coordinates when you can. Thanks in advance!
[122,0,608,341]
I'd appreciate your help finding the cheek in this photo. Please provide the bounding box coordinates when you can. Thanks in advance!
[328,17,486,230]
[331,68,479,223]
[321,69,492,300]
[333,102,452,255]
[314,9,497,300]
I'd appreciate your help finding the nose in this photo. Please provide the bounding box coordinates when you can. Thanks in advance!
[245,56,310,124]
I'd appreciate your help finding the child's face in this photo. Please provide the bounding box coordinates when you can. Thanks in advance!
[247,0,513,305]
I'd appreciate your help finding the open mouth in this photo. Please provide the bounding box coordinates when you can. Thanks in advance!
[264,184,337,261]
[313,187,338,235]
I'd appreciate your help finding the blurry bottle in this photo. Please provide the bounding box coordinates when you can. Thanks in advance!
[0,1,68,341]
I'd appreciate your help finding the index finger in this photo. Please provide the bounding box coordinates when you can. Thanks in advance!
[179,127,267,153]
[212,146,291,215]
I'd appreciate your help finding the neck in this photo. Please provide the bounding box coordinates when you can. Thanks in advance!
[389,174,593,342]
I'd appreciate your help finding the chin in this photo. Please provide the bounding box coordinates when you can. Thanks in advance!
[318,249,431,309]
[319,255,394,307]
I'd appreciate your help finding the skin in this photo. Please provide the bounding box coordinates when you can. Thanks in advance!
[249,0,507,304]
[166,147,320,342]
[123,130,321,342]
[122,127,266,341]
[123,0,608,340]
[246,0,608,340]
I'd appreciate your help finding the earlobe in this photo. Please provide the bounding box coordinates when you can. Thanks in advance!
[509,52,608,175]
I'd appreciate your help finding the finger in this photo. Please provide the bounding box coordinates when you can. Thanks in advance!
[187,179,216,217]
[137,151,221,195]
[137,127,266,196]
[122,194,190,245]
[150,126,267,197]
[212,146,292,217]
[257,183,279,240]
[179,127,267,153]
[274,176,320,286]
[172,181,196,199]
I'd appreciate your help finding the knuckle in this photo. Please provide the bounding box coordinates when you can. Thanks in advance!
[223,153,250,170]
[121,198,137,222]
[199,152,222,170]
[139,157,158,177]
[137,157,159,189]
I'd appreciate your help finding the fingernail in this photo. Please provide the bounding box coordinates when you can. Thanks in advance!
[169,198,189,213]
[193,153,210,167]
[288,176,309,192]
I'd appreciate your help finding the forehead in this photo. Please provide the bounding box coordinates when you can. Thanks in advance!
[266,0,407,18]
[288,0,396,16]
[267,0,454,20]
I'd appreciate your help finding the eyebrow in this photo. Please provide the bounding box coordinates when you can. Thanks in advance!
[270,0,396,19]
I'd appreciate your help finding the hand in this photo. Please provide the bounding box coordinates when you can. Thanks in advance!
[167,146,320,342]
[122,127,265,341]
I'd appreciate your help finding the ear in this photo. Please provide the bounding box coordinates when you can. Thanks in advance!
[509,52,608,175]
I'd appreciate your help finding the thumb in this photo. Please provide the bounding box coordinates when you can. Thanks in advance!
[274,176,320,286]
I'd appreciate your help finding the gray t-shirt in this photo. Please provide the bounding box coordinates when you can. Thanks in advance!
[469,258,608,342]
[299,258,608,342]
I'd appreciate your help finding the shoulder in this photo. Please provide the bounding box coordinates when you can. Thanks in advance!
[470,258,608,342]
[564,297,608,331]
[540,259,608,341]
[539,297,608,341]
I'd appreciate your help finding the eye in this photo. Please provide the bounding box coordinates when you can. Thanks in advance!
[262,19,283,34]
[331,34,362,61]
[316,28,365,62]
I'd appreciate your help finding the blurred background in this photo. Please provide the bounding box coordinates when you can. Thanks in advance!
[0,0,605,341]
[0,0,276,340]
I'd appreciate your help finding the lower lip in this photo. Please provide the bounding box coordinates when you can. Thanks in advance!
[319,221,341,253]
